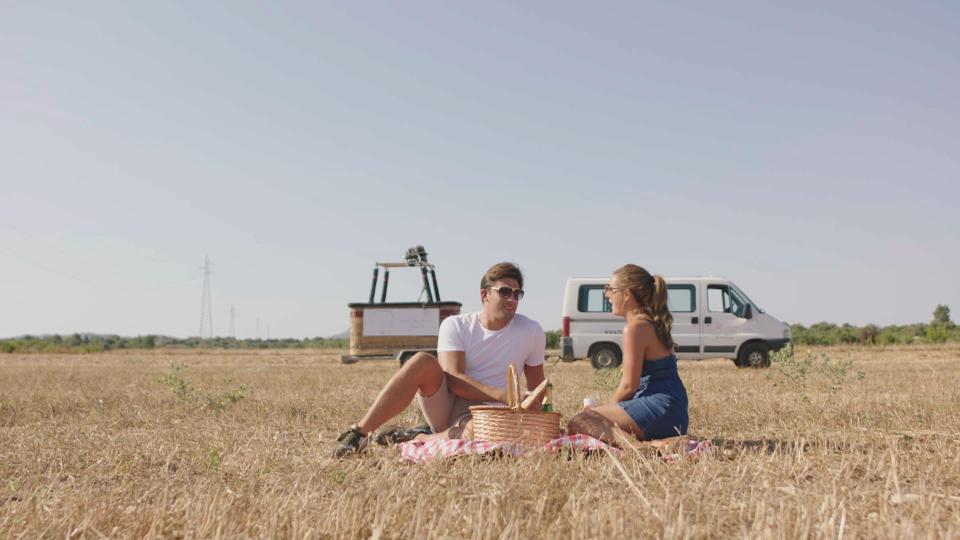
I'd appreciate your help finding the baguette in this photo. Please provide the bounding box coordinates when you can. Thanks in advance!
[520,379,550,410]
[506,365,518,408]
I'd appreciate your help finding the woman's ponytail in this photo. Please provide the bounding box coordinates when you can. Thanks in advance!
[651,274,675,350]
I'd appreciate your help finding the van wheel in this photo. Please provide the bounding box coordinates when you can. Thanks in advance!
[590,345,622,369]
[736,343,770,368]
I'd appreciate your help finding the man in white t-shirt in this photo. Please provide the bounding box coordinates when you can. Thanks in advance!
[333,262,546,457]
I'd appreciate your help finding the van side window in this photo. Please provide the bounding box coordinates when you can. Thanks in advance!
[667,285,696,313]
[708,284,745,316]
[578,286,611,313]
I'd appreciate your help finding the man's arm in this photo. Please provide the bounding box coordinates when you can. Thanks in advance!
[522,363,546,409]
[439,350,507,403]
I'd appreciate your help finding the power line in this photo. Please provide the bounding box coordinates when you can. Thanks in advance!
[4,226,198,287]
[229,305,236,338]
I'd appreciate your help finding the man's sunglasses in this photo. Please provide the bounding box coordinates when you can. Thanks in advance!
[487,286,525,300]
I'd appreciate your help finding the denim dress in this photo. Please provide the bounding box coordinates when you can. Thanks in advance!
[618,353,689,440]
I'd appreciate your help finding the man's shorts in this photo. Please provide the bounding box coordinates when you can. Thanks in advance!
[416,376,486,433]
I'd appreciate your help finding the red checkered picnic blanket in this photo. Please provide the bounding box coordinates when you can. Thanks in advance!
[398,434,713,464]
[660,439,713,462]
[399,434,615,464]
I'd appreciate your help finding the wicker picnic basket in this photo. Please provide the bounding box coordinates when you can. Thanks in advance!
[469,406,561,447]
[469,365,561,447]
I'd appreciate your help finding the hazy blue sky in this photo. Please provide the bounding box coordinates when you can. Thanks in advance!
[2,2,958,338]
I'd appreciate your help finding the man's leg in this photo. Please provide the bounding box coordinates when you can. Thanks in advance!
[412,396,480,442]
[412,417,473,442]
[356,352,445,435]
[333,352,445,457]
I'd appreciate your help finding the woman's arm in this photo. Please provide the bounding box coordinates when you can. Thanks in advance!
[610,323,648,403]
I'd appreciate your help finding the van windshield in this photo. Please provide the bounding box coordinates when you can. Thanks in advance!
[731,286,763,313]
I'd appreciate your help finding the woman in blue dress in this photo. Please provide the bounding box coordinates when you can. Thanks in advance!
[567,264,689,442]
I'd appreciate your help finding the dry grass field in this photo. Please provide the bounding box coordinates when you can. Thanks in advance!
[2,345,959,539]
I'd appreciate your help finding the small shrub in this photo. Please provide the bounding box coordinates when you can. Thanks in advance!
[158,362,194,401]
[544,330,561,349]
[158,363,251,412]
[207,379,252,411]
[768,346,813,392]
[816,351,863,388]
[768,345,865,393]
[925,324,950,344]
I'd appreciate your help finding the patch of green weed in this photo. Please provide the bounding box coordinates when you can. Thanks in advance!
[157,363,252,412]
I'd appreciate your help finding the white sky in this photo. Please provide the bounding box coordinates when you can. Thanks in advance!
[2,2,958,338]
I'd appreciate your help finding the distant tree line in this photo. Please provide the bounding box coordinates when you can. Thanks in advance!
[0,334,348,353]
[789,305,956,346]
[2,305,954,353]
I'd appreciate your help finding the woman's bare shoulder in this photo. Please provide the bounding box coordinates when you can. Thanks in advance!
[623,319,656,338]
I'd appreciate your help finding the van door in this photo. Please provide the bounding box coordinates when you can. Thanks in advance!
[702,283,748,357]
[569,283,621,359]
[667,282,701,359]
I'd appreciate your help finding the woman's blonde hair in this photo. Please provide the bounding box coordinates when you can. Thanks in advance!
[614,264,674,350]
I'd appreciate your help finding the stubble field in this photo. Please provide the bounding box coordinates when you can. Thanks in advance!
[1,345,959,538]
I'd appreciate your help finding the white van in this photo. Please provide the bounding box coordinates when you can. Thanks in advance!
[560,277,790,368]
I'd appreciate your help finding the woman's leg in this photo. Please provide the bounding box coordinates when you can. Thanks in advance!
[566,403,647,443]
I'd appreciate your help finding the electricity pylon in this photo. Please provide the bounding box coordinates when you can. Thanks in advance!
[199,256,213,338]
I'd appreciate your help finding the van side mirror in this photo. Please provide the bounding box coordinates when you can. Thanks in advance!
[743,304,753,319]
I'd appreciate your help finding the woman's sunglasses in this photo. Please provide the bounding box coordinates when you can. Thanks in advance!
[487,286,525,300]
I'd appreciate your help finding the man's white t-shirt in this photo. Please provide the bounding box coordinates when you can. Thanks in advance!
[436,312,545,396]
